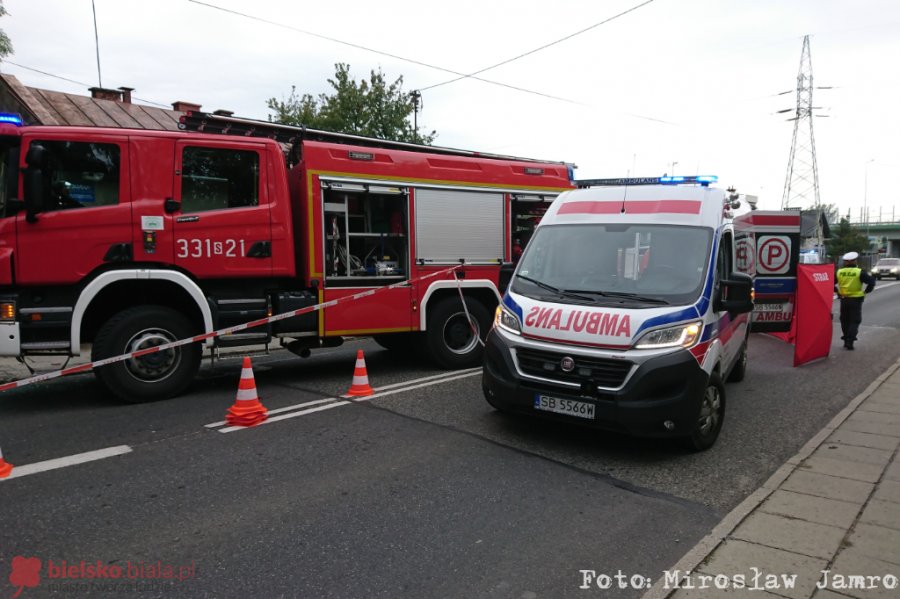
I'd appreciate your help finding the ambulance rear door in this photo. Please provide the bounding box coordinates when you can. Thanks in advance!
[734,211,801,333]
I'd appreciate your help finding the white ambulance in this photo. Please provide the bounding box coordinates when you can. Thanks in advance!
[482,176,755,450]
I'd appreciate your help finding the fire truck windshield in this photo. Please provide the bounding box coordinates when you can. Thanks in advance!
[513,223,713,307]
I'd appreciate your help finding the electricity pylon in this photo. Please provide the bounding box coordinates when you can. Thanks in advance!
[778,35,831,259]
[779,35,828,210]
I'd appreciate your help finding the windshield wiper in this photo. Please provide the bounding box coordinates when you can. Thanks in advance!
[516,274,559,293]
[516,275,595,302]
[563,289,669,305]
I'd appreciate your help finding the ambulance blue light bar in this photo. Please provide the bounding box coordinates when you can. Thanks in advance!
[576,175,718,188]
[0,113,23,126]
[660,175,718,185]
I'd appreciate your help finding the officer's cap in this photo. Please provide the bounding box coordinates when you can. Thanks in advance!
[842,251,859,261]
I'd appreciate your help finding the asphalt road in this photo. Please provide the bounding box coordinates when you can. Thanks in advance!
[1,282,898,598]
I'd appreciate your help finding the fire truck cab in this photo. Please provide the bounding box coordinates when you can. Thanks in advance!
[0,112,573,402]
[482,176,755,450]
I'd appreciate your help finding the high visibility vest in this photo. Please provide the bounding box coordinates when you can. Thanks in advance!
[837,267,864,298]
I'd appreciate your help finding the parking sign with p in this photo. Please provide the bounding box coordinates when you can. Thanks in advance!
[757,235,791,275]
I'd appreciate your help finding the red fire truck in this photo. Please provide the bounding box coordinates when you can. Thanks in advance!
[0,111,573,401]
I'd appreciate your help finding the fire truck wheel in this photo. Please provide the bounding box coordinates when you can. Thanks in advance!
[426,297,490,369]
[92,306,202,403]
[682,373,725,452]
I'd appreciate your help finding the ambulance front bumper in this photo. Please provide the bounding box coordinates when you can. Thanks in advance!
[482,328,709,438]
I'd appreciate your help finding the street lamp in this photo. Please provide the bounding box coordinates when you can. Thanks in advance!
[864,159,875,250]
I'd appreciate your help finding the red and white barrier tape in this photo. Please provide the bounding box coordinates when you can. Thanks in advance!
[0,266,462,394]
[455,272,485,348]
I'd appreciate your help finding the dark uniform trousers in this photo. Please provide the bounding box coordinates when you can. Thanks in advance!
[839,296,864,343]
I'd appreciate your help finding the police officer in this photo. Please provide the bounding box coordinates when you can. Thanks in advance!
[835,251,875,350]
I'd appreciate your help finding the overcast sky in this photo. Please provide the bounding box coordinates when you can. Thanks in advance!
[3,0,898,220]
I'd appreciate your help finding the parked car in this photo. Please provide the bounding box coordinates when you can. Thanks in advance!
[871,257,900,280]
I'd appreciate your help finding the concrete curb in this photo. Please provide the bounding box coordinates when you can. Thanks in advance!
[641,355,900,599]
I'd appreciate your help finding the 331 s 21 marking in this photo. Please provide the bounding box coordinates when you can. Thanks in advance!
[176,238,247,259]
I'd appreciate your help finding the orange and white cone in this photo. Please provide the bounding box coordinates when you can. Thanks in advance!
[0,445,13,479]
[225,357,268,427]
[346,349,374,397]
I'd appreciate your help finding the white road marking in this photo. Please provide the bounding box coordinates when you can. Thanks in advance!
[205,396,344,428]
[218,401,352,433]
[205,368,479,429]
[832,280,898,300]
[349,371,481,403]
[213,369,482,433]
[1,445,132,481]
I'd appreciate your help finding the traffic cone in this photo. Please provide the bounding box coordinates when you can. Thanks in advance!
[346,349,374,397]
[0,445,13,479]
[225,357,268,427]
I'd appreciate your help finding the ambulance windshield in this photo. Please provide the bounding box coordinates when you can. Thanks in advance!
[514,224,713,306]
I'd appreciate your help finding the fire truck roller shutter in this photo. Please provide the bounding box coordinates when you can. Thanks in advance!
[414,189,504,264]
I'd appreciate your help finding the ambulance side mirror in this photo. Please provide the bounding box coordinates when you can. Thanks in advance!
[498,262,515,294]
[23,143,47,223]
[717,272,754,314]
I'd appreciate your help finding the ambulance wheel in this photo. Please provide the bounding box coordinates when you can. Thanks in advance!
[727,340,748,383]
[683,373,725,452]
[92,306,201,403]
[426,297,490,369]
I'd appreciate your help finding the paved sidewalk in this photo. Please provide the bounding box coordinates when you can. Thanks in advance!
[644,356,900,599]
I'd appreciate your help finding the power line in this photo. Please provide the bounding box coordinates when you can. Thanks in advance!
[420,0,657,92]
[186,0,675,124]
[3,61,86,88]
[2,60,172,108]
[186,0,581,105]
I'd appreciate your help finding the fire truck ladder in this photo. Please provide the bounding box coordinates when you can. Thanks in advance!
[179,111,572,167]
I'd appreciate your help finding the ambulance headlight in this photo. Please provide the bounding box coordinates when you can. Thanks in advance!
[494,306,521,335]
[634,321,702,349]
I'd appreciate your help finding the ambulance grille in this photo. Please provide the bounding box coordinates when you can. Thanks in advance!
[515,348,632,388]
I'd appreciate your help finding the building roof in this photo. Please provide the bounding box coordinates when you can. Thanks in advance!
[0,74,183,130]
[801,209,831,239]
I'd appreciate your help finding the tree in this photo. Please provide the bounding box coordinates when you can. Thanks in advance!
[825,217,869,260]
[0,1,13,59]
[267,63,435,144]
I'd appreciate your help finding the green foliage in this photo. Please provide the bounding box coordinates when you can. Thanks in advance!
[0,1,13,59]
[826,218,869,260]
[267,63,435,144]
[266,87,319,127]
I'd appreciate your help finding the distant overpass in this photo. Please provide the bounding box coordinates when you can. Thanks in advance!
[840,217,900,259]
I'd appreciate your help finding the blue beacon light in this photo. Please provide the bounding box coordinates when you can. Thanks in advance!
[0,113,24,126]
